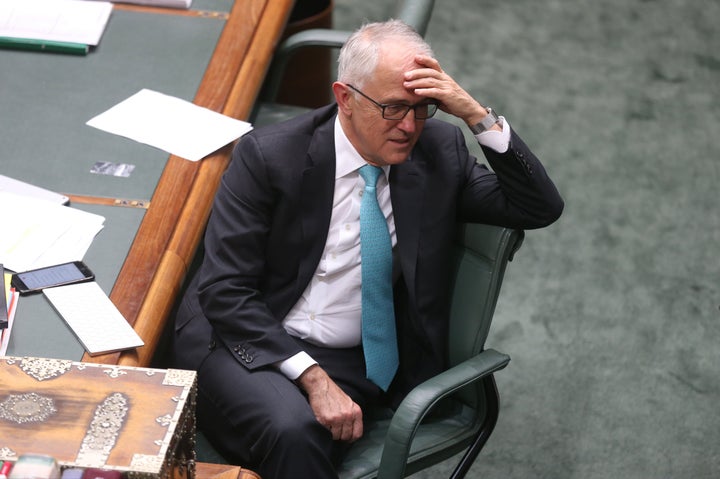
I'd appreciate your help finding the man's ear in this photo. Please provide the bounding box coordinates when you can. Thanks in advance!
[333,82,353,115]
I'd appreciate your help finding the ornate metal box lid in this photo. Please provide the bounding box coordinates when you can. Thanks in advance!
[0,356,196,479]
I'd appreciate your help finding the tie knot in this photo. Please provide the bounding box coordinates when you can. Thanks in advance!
[359,164,382,188]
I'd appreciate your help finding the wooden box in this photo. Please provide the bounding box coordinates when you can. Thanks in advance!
[0,356,197,479]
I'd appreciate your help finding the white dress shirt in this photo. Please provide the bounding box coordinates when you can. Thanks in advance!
[277,114,510,380]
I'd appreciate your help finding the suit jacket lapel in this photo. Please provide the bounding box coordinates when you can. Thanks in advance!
[297,114,336,292]
[390,148,428,300]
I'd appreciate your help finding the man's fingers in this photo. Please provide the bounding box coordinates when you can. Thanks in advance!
[413,54,442,72]
[350,412,364,442]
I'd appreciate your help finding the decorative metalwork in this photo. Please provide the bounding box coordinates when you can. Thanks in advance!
[0,447,18,461]
[163,369,196,388]
[0,392,56,424]
[19,357,73,381]
[156,414,173,427]
[75,393,129,467]
[130,454,164,474]
[102,366,128,379]
[0,356,198,479]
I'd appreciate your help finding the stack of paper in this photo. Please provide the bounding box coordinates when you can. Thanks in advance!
[85,0,193,10]
[1,271,19,356]
[0,191,105,273]
[0,0,113,55]
[0,175,69,205]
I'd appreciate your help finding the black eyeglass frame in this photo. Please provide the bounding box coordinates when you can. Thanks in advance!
[346,84,438,120]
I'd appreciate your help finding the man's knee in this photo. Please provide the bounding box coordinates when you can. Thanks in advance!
[259,405,332,453]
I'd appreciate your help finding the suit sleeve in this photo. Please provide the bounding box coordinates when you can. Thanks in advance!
[196,134,304,370]
[458,126,564,229]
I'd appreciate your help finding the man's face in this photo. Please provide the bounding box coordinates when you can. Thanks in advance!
[338,46,428,167]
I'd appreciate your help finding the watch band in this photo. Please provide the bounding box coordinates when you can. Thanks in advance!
[469,107,499,135]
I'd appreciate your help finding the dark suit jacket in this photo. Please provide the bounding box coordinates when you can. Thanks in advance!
[174,104,563,398]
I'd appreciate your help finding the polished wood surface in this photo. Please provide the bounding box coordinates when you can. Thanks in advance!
[0,357,195,475]
[82,0,294,366]
[194,463,262,479]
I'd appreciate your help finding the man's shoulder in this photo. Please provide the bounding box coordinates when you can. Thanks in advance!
[250,104,338,143]
[231,104,337,171]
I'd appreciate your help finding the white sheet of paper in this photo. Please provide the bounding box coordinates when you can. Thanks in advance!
[86,89,254,162]
[0,0,113,46]
[0,191,105,272]
[83,0,192,9]
[0,175,69,205]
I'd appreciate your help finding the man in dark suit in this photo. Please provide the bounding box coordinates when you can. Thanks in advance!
[173,20,563,479]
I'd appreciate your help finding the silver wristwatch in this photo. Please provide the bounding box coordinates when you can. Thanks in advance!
[469,107,499,135]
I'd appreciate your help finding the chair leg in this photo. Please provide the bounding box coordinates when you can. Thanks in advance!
[448,374,501,479]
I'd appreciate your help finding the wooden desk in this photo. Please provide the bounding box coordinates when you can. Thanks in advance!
[193,463,260,479]
[1,0,293,367]
[92,0,294,368]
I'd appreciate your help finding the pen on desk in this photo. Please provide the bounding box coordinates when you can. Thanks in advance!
[0,37,89,55]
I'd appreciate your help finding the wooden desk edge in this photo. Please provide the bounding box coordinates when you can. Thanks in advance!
[194,462,261,479]
[82,0,294,366]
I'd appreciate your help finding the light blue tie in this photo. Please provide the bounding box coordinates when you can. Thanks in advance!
[358,165,399,391]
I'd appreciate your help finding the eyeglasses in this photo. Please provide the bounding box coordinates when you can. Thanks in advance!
[346,84,438,120]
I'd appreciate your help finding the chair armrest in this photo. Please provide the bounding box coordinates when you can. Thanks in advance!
[263,29,351,102]
[376,348,510,479]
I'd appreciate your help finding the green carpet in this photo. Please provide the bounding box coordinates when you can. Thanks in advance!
[333,0,720,477]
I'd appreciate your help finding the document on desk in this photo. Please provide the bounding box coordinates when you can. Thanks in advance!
[43,281,144,355]
[0,0,113,46]
[1,271,19,356]
[0,191,105,273]
[0,174,70,205]
[87,89,254,162]
[83,0,193,10]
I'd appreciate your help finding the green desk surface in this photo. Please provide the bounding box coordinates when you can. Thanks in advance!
[0,3,229,360]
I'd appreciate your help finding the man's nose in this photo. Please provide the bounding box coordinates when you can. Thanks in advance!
[397,108,418,132]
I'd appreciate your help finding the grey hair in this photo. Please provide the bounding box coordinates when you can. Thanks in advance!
[337,19,434,88]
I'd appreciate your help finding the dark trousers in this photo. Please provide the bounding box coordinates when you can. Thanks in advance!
[194,338,383,479]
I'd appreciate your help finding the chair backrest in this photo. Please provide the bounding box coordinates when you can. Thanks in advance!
[258,0,436,106]
[338,224,523,479]
[448,224,523,406]
[395,0,435,36]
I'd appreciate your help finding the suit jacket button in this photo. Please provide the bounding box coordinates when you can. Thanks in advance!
[208,340,216,350]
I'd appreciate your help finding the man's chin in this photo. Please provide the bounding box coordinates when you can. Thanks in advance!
[383,145,414,164]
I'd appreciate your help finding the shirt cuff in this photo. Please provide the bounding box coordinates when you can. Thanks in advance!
[474,116,510,153]
[277,351,318,380]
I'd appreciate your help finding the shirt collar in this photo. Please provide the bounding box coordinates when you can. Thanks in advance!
[334,115,391,180]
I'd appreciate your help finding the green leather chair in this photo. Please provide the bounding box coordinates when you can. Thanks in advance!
[196,224,524,478]
[336,224,523,479]
[251,0,436,126]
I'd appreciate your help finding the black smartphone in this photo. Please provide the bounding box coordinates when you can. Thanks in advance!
[11,261,95,295]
